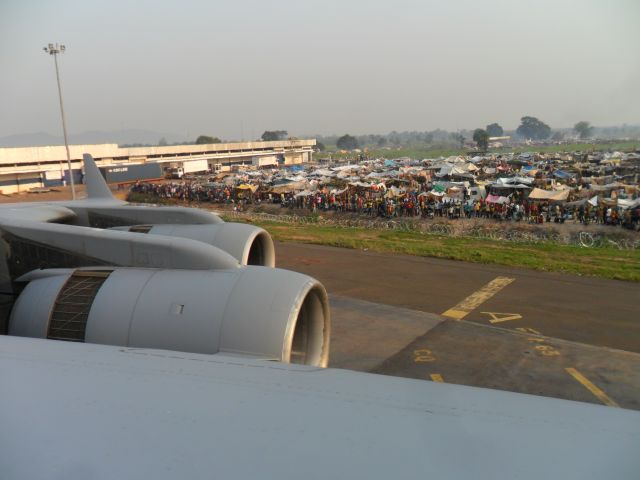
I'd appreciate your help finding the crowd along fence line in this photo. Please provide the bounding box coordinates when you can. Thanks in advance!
[221,211,640,250]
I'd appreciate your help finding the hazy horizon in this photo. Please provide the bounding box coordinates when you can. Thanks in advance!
[1,0,639,141]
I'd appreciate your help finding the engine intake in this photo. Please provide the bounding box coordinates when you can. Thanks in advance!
[111,223,275,267]
[9,267,330,367]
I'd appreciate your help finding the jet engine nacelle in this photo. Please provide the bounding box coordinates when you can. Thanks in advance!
[110,223,275,267]
[9,267,330,367]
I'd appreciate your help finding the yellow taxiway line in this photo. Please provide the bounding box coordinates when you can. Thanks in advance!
[442,276,515,320]
[565,367,620,408]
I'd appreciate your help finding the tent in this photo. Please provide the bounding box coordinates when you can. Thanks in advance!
[365,172,387,179]
[552,170,575,180]
[310,169,334,177]
[385,185,405,197]
[270,181,307,194]
[425,190,445,197]
[527,188,570,201]
[618,198,640,210]
[485,194,510,204]
[294,190,314,198]
[235,184,257,192]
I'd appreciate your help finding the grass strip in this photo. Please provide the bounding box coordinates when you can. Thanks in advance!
[244,220,640,282]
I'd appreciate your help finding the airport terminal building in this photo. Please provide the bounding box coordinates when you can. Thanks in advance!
[0,139,315,194]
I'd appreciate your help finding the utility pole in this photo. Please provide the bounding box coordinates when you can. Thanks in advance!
[43,43,76,199]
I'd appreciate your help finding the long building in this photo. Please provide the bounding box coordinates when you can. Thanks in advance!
[0,139,315,193]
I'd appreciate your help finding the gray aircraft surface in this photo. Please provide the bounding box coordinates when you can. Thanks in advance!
[1,155,639,479]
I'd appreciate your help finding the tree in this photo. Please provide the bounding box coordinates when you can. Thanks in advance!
[261,130,288,141]
[551,131,564,141]
[388,131,402,146]
[574,121,593,140]
[376,137,387,147]
[485,123,504,137]
[158,137,168,146]
[315,141,326,152]
[336,134,359,150]
[195,135,221,144]
[449,132,465,148]
[473,128,489,151]
[516,116,551,140]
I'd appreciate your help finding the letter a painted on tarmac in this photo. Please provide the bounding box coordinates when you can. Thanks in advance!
[481,312,522,324]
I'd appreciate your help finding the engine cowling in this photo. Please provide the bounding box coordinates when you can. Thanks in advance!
[9,267,330,367]
[110,223,275,267]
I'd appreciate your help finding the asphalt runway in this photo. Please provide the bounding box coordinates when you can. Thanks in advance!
[275,242,640,410]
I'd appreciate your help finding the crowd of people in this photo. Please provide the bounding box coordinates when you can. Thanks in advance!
[129,181,640,229]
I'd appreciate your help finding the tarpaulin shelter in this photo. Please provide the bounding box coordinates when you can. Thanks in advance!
[365,172,387,179]
[591,182,631,192]
[270,181,307,194]
[436,165,469,177]
[527,188,570,201]
[294,190,314,198]
[423,190,445,198]
[310,169,334,177]
[385,185,406,197]
[564,198,588,208]
[618,198,640,209]
[485,194,510,204]
[235,184,257,192]
[552,170,575,180]
[496,176,534,186]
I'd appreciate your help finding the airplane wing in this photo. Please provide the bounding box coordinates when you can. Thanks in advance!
[1,335,639,480]
[0,203,76,223]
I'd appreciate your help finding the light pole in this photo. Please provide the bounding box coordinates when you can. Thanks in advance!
[43,43,76,199]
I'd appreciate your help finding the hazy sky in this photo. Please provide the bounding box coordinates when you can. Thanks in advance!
[1,0,639,140]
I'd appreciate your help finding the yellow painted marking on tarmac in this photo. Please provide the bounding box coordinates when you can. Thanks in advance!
[481,312,522,324]
[439,309,467,320]
[430,374,444,383]
[565,368,620,408]
[413,349,436,363]
[516,327,542,335]
[442,277,515,320]
[534,344,560,356]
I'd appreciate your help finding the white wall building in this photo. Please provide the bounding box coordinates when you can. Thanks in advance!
[0,139,315,193]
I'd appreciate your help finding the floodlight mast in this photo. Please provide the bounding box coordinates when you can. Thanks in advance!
[43,43,75,199]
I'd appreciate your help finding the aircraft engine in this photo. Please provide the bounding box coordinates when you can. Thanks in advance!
[8,267,330,367]
[110,223,275,267]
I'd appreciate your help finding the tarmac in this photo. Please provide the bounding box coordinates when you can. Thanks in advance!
[276,242,640,410]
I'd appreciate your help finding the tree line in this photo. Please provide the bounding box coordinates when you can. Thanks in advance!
[124,119,620,150]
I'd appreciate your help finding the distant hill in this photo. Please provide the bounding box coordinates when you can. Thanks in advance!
[0,129,187,148]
